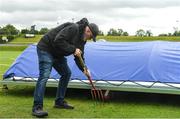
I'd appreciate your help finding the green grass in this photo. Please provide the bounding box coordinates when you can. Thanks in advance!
[0,46,27,51]
[97,36,180,42]
[1,86,180,118]
[0,51,22,79]
[5,35,180,45]
[9,35,42,44]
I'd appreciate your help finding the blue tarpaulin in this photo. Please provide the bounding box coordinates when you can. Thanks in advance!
[3,41,180,83]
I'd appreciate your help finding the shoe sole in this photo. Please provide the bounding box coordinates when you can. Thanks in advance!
[54,105,74,109]
[32,112,48,117]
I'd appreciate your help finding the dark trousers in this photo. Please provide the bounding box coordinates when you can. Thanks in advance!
[33,48,71,107]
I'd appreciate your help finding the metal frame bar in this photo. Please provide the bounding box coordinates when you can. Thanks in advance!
[1,78,180,95]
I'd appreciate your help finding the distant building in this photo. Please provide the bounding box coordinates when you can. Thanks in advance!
[25,34,35,38]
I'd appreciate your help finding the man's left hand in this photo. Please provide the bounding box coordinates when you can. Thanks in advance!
[83,67,91,77]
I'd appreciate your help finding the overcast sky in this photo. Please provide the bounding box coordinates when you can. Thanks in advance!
[1,0,180,36]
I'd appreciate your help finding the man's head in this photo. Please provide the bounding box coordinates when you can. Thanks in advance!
[84,23,99,42]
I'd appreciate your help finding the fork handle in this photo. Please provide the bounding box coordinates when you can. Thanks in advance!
[77,55,96,88]
[77,55,86,70]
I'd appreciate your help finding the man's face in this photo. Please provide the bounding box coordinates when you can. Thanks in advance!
[83,26,93,41]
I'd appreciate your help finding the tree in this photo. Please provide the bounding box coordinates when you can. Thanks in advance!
[107,28,129,36]
[146,30,153,37]
[172,27,180,36]
[117,29,123,36]
[168,33,172,36]
[0,24,19,35]
[21,29,30,34]
[122,32,129,36]
[0,27,3,34]
[173,31,180,36]
[98,30,104,36]
[107,28,118,36]
[136,29,146,37]
[158,33,168,36]
[39,28,49,35]
[30,29,39,34]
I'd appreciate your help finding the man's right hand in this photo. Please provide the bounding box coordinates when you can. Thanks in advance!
[74,48,82,57]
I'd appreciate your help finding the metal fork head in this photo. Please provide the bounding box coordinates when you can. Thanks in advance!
[90,89,104,101]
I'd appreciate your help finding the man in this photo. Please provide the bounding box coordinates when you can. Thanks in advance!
[32,18,99,118]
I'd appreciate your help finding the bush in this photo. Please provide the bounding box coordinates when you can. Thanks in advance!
[7,35,15,41]
[0,35,18,44]
[0,35,2,43]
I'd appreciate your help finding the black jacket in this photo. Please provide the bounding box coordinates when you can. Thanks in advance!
[37,22,87,72]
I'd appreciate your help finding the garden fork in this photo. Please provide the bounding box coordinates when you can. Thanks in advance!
[77,55,104,101]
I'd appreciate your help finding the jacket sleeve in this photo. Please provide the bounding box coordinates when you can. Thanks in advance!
[53,24,77,56]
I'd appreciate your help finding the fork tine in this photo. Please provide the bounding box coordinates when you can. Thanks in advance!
[91,89,95,100]
[96,90,101,101]
[97,89,104,101]
[91,88,105,102]
[94,89,98,100]
[91,89,97,100]
[99,90,104,101]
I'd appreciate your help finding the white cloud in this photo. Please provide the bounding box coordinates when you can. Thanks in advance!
[0,0,180,35]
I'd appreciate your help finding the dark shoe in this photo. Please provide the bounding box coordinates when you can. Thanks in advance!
[54,100,74,109]
[32,105,48,118]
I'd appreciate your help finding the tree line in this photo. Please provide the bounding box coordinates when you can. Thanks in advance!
[1,24,180,37]
[106,28,180,37]
[0,24,49,35]
[0,24,49,43]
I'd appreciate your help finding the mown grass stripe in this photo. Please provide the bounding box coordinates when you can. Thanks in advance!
[0,64,10,66]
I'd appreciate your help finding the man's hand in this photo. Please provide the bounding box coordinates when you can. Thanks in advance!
[74,48,82,57]
[83,67,91,77]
